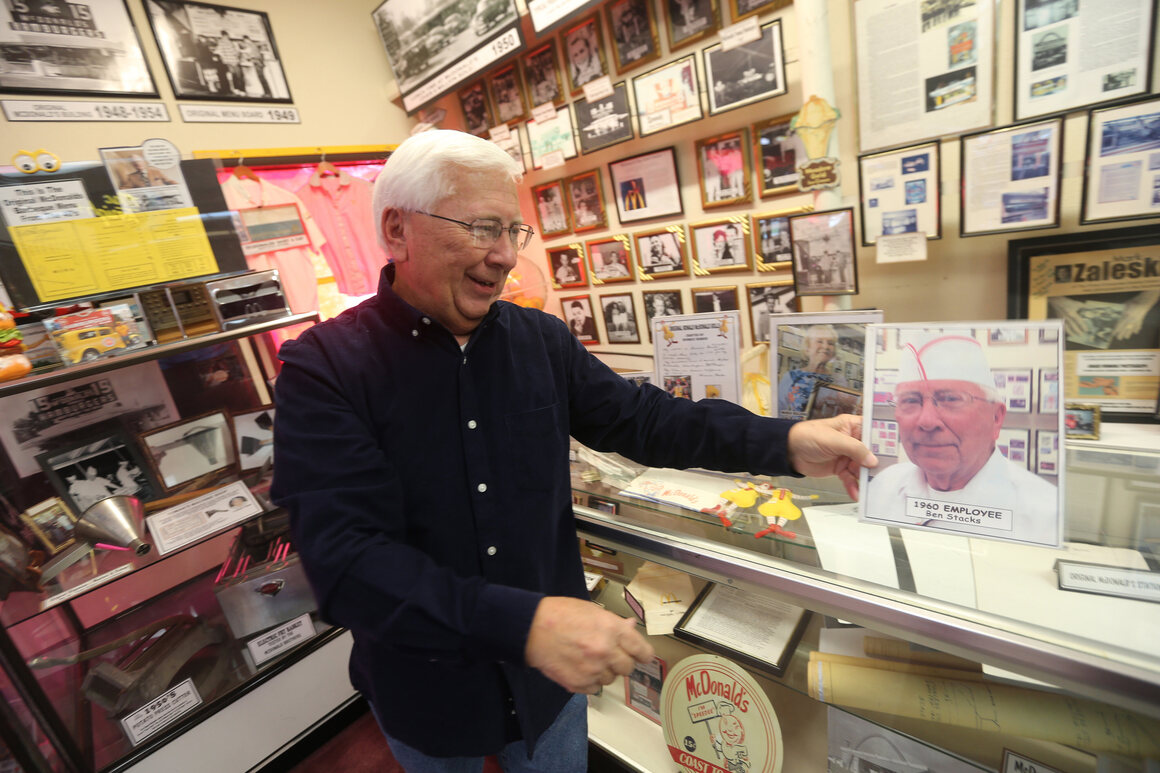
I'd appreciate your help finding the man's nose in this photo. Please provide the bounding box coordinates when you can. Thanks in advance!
[488,233,519,268]
[914,397,944,428]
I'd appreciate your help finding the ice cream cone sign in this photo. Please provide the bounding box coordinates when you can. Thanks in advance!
[788,95,841,191]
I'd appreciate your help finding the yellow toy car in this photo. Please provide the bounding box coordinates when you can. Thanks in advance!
[52,326,126,364]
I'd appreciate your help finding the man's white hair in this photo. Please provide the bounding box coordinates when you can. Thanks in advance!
[805,324,838,342]
[372,130,523,255]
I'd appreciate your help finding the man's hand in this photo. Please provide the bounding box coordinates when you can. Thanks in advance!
[787,414,878,500]
[525,596,655,695]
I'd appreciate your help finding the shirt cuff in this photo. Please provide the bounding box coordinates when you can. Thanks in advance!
[468,584,544,664]
[748,416,804,478]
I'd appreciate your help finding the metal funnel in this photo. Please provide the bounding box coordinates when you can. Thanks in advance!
[77,496,151,556]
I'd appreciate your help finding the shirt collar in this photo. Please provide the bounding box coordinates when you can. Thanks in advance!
[371,263,504,346]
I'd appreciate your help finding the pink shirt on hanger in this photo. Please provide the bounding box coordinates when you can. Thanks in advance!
[294,173,388,297]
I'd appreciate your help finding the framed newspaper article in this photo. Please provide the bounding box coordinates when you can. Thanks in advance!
[1080,96,1160,225]
[858,141,941,245]
[960,118,1063,237]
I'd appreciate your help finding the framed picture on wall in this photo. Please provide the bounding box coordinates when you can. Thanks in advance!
[36,420,160,518]
[19,498,77,555]
[527,107,578,169]
[144,0,291,102]
[574,82,635,154]
[524,40,566,107]
[729,0,790,23]
[696,129,752,208]
[562,15,608,94]
[600,292,641,343]
[752,114,804,197]
[605,0,661,75]
[788,208,858,296]
[960,118,1063,237]
[493,126,526,172]
[661,0,719,52]
[138,410,237,494]
[702,20,785,115]
[634,226,689,279]
[751,208,802,271]
[586,235,634,284]
[547,244,588,289]
[642,289,685,340]
[690,217,751,273]
[488,62,529,124]
[858,141,942,245]
[746,280,797,344]
[1035,429,1060,476]
[532,179,571,236]
[0,0,158,97]
[608,147,683,223]
[458,80,493,136]
[1080,96,1160,225]
[632,55,702,137]
[692,285,739,313]
[566,170,608,232]
[560,293,600,344]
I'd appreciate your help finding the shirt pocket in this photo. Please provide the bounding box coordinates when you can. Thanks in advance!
[505,403,565,492]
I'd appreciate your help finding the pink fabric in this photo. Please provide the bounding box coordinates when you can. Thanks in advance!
[294,175,388,296]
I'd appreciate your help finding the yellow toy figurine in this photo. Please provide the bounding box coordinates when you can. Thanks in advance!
[701,481,760,528]
[754,485,804,540]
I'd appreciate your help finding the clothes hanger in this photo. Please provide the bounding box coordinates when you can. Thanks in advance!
[231,154,260,182]
[310,150,350,186]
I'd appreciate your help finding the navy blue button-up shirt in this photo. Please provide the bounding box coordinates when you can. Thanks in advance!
[271,267,798,756]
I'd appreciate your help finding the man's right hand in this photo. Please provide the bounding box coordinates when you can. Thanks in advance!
[525,596,655,694]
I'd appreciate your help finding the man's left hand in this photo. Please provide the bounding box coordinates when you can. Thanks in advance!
[787,414,877,500]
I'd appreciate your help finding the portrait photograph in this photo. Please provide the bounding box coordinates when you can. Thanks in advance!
[752,210,796,270]
[608,147,683,223]
[632,55,702,137]
[560,294,599,344]
[586,236,634,284]
[144,0,291,102]
[600,293,641,343]
[860,322,1065,549]
[703,20,786,115]
[692,285,739,313]
[771,311,879,419]
[231,406,274,472]
[746,281,797,344]
[806,383,863,420]
[0,0,158,97]
[642,289,684,340]
[696,129,752,208]
[567,170,607,232]
[1063,403,1100,440]
[662,0,719,51]
[524,40,565,106]
[691,219,751,273]
[493,128,526,172]
[634,227,689,278]
[36,421,159,519]
[532,179,571,236]
[574,82,635,155]
[20,498,77,555]
[605,0,661,75]
[548,244,588,289]
[488,62,528,124]
[139,410,237,494]
[562,15,608,94]
[458,80,492,136]
[788,208,858,296]
[753,114,804,197]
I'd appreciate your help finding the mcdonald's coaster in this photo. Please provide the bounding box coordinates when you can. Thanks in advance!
[660,654,783,773]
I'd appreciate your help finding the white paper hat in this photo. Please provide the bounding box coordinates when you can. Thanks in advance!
[897,335,993,390]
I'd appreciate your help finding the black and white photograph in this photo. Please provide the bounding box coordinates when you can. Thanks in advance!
[524,40,564,106]
[753,114,803,197]
[561,294,599,343]
[547,245,587,288]
[746,281,796,344]
[0,0,158,97]
[567,170,607,231]
[692,285,739,313]
[144,0,290,101]
[574,82,635,155]
[36,422,158,519]
[921,0,977,31]
[882,209,918,234]
[140,410,237,494]
[231,406,274,472]
[703,20,786,115]
[605,0,660,75]
[634,228,688,278]
[642,289,684,339]
[532,179,571,236]
[586,237,634,283]
[1030,26,1067,71]
[1022,0,1077,30]
[458,80,492,136]
[691,219,750,272]
[788,208,858,296]
[563,15,607,93]
[372,0,519,101]
[600,293,641,343]
[487,62,528,124]
[662,0,718,51]
[696,130,751,207]
[827,707,992,773]
[493,128,526,172]
[19,498,77,555]
[730,0,788,23]
[632,55,701,136]
[752,212,794,269]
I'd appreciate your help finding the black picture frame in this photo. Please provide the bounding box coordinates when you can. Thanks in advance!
[692,285,739,313]
[1080,96,1160,225]
[574,82,635,154]
[788,208,859,296]
[1007,225,1160,422]
[36,420,160,518]
[960,118,1063,237]
[642,289,684,340]
[599,292,641,343]
[702,19,785,115]
[608,146,684,224]
[143,0,292,102]
[745,280,797,344]
[858,141,942,246]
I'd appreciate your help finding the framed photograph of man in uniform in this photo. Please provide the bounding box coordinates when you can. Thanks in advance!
[600,292,641,343]
[642,289,685,340]
[788,208,858,296]
[859,322,1065,549]
[524,40,565,107]
[547,244,587,289]
[586,235,634,284]
[696,129,752,208]
[746,280,797,344]
[604,0,661,75]
[662,0,719,52]
[691,218,750,273]
[487,62,528,124]
[560,293,599,344]
[752,114,804,198]
[702,20,785,115]
[751,209,800,270]
[634,226,689,279]
[562,15,608,94]
[532,179,571,236]
[566,170,608,232]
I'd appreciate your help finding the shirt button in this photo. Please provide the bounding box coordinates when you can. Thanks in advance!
[411,329,419,337]
[422,317,431,325]
[467,420,477,429]
[477,483,487,493]
[487,546,497,556]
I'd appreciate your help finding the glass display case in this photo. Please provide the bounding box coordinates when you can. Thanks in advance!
[0,312,348,773]
[570,427,1160,772]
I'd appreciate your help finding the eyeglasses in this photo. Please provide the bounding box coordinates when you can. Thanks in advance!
[892,390,990,416]
[416,211,535,251]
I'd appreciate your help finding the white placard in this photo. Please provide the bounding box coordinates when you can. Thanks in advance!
[401,27,522,112]
[540,150,566,169]
[1057,561,1160,603]
[488,123,512,142]
[121,678,202,746]
[652,311,742,404]
[0,180,93,226]
[582,75,613,102]
[179,104,300,124]
[876,232,927,263]
[532,101,559,124]
[146,481,263,555]
[527,0,599,34]
[41,564,133,611]
[1001,750,1065,773]
[2,100,170,122]
[719,17,761,51]
[246,613,317,666]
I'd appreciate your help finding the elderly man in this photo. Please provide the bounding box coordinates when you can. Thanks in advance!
[864,335,1058,544]
[271,129,875,771]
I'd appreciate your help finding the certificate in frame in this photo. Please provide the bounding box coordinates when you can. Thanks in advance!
[695,129,752,209]
[858,141,941,245]
[788,208,858,296]
[631,55,702,137]
[961,118,1063,237]
[702,20,785,115]
[608,147,684,224]
[1080,96,1160,225]
[674,582,810,678]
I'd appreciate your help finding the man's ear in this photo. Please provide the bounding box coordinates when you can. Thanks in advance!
[991,402,1007,438]
[381,208,409,264]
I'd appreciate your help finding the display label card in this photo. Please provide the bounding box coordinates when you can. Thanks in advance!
[0,180,93,226]
[1001,750,1065,773]
[247,613,316,666]
[719,17,761,51]
[146,481,263,555]
[179,104,300,123]
[99,139,193,215]
[121,678,202,746]
[236,204,310,256]
[540,150,566,169]
[532,101,558,124]
[1056,561,1160,604]
[41,564,133,611]
[875,233,927,263]
[583,570,603,592]
[582,75,613,102]
[2,100,170,122]
[488,123,512,142]
[905,497,1013,531]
